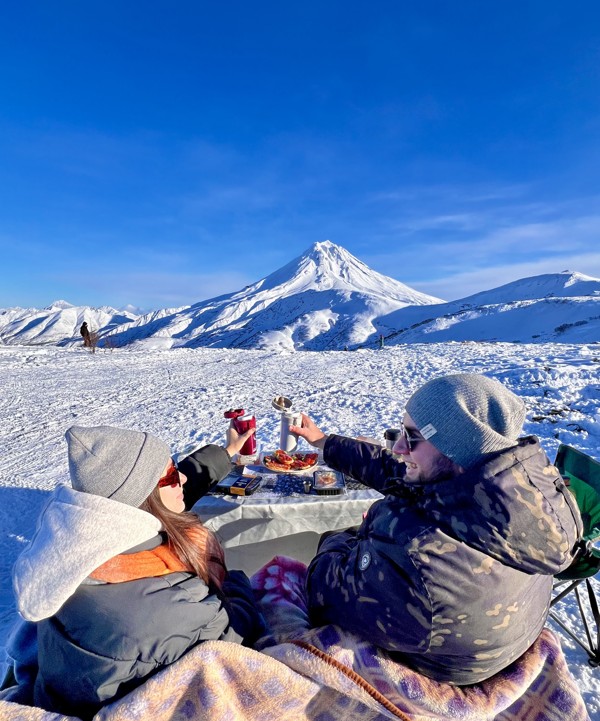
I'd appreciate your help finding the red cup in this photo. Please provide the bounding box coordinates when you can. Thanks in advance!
[233,414,257,455]
[224,408,245,419]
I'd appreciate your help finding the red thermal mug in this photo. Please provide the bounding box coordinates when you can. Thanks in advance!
[234,414,257,455]
[224,409,257,455]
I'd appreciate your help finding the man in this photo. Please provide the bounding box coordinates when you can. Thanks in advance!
[293,373,583,685]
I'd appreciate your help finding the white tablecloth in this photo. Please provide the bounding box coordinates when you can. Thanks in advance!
[192,469,383,574]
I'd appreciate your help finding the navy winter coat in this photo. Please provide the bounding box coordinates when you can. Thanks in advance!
[9,482,265,719]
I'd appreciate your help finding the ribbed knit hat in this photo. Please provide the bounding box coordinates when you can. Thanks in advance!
[405,374,526,469]
[65,425,172,507]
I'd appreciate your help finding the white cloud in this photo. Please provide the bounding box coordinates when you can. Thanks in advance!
[366,181,531,206]
[364,206,600,300]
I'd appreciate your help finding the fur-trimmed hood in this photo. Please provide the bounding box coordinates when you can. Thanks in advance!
[13,484,162,622]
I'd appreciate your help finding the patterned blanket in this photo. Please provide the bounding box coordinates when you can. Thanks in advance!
[252,556,590,721]
[0,556,590,721]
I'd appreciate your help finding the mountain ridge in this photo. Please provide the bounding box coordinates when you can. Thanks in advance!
[375,270,600,345]
[0,303,138,347]
[2,244,599,348]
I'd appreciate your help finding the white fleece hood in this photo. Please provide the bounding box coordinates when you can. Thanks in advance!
[13,484,162,622]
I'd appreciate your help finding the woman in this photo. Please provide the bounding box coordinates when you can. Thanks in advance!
[5,425,265,719]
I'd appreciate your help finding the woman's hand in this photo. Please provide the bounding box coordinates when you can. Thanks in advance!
[290,413,328,451]
[225,423,256,458]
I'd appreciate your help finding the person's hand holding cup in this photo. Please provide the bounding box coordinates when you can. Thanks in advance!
[289,413,328,451]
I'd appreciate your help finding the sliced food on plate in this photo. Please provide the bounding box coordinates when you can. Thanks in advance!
[263,449,319,472]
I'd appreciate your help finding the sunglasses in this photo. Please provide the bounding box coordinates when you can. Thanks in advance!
[401,424,426,452]
[158,463,182,489]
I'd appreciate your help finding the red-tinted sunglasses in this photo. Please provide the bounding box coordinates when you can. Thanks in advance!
[158,463,181,489]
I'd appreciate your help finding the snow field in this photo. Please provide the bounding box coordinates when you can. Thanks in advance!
[1,342,599,715]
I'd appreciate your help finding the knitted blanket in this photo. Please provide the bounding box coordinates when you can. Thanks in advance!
[0,557,590,721]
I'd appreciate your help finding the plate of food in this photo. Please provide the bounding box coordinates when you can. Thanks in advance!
[262,449,319,473]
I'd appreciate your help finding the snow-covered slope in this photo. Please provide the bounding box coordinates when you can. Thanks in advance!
[105,241,442,351]
[3,259,599,350]
[0,301,137,346]
[376,271,600,345]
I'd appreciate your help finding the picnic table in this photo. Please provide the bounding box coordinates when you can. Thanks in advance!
[192,453,383,574]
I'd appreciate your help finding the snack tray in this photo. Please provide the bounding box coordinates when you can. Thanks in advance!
[312,469,346,495]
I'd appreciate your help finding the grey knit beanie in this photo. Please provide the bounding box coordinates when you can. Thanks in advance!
[405,374,526,469]
[65,425,172,507]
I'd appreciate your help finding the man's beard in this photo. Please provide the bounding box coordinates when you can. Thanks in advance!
[419,454,462,484]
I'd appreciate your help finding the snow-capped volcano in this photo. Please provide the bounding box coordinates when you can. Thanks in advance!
[252,240,440,301]
[106,241,442,351]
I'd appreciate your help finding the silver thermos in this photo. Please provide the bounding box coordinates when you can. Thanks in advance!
[272,395,302,452]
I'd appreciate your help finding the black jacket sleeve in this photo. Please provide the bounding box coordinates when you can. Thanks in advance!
[178,445,233,509]
[323,434,405,492]
[220,570,267,646]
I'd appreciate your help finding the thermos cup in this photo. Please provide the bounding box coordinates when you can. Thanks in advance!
[235,414,257,455]
[224,408,257,456]
[279,410,303,453]
[383,428,403,452]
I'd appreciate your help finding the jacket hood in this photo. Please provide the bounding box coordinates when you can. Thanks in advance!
[13,484,162,622]
[397,437,582,575]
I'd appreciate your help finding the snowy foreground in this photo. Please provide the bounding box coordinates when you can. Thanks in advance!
[1,342,599,716]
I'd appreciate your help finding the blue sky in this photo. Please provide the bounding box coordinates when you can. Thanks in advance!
[1,1,600,310]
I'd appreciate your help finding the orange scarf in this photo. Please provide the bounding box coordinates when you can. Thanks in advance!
[90,544,190,583]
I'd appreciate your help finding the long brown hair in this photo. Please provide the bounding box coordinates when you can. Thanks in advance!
[140,488,226,588]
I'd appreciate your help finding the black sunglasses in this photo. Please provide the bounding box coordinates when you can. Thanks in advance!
[401,424,426,452]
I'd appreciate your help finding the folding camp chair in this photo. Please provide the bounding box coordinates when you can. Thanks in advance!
[549,443,600,666]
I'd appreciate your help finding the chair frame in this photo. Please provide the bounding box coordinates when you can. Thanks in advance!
[549,443,600,667]
[550,575,600,666]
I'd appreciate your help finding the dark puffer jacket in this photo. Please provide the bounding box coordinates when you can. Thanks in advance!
[10,484,265,720]
[307,435,582,684]
[34,557,262,719]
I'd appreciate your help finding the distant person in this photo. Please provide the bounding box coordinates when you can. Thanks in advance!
[2,424,263,718]
[378,334,384,349]
[79,322,91,347]
[292,373,583,684]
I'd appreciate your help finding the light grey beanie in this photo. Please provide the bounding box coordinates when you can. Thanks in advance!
[405,374,526,469]
[65,425,172,507]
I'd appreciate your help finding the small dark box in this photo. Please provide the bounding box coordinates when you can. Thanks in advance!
[229,475,262,496]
